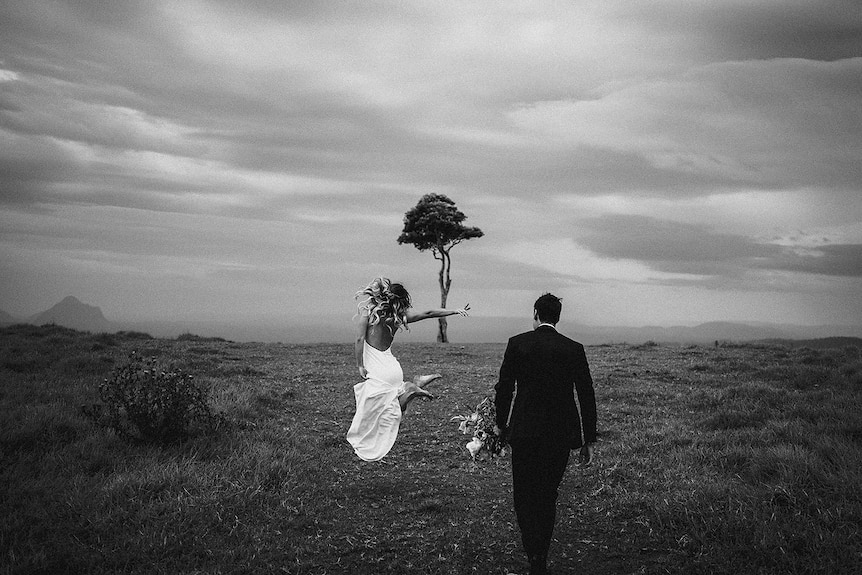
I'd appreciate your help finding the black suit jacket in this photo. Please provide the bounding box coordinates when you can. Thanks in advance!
[495,325,597,449]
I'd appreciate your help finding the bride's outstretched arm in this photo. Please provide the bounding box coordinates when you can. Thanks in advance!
[405,303,470,324]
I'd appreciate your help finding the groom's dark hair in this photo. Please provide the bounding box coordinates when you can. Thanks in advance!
[534,293,562,324]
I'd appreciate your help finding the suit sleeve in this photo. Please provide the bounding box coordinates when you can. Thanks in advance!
[494,339,516,432]
[574,345,597,444]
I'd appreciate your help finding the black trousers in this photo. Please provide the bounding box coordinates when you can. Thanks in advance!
[510,439,571,558]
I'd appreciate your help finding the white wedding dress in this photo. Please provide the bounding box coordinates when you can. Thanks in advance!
[346,341,406,461]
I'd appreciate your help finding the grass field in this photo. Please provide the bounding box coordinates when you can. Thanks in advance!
[1,324,860,574]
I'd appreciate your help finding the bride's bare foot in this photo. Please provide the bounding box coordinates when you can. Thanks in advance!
[405,382,433,400]
[398,382,433,412]
[414,373,442,387]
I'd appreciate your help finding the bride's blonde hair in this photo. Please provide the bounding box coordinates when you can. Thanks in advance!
[355,277,412,333]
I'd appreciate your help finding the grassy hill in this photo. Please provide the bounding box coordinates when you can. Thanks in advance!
[1,325,860,574]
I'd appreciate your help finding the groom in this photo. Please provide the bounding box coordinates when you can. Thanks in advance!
[495,293,597,575]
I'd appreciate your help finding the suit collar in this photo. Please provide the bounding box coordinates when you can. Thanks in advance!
[535,323,557,331]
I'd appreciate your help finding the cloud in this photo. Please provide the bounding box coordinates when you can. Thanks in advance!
[578,214,862,279]
[6,2,858,209]
[7,99,201,157]
[768,244,862,277]
[0,131,86,203]
[582,215,773,261]
[619,0,862,62]
[555,190,862,241]
[510,57,862,196]
[0,1,860,329]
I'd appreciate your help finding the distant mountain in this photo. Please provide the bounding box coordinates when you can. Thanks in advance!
[571,321,862,345]
[0,309,15,325]
[443,317,862,346]
[585,321,790,344]
[28,296,113,333]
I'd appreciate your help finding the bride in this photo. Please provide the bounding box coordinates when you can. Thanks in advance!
[346,277,470,461]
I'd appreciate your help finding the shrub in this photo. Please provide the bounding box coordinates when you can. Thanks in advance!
[88,351,225,444]
[177,332,227,342]
[115,330,154,340]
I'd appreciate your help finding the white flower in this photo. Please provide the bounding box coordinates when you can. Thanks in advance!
[466,438,483,458]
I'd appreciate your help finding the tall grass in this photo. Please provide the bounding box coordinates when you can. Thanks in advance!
[1,327,859,574]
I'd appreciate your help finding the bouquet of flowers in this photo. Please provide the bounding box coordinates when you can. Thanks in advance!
[451,396,507,460]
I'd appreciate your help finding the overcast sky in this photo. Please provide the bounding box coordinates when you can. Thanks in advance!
[1,1,861,336]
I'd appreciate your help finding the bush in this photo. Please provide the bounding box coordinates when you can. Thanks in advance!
[177,332,227,342]
[115,330,154,340]
[88,351,225,444]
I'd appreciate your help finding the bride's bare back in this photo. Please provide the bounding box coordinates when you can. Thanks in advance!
[364,319,396,352]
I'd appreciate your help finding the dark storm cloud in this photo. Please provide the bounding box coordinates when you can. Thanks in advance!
[579,215,862,278]
[0,132,86,204]
[0,2,179,85]
[769,244,862,277]
[621,0,862,61]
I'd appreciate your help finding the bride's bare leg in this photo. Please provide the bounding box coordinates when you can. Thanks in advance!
[398,381,434,412]
[414,373,442,387]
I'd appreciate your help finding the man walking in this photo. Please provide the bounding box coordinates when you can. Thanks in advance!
[495,293,597,575]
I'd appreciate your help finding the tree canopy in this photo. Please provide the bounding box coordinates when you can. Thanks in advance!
[397,194,484,254]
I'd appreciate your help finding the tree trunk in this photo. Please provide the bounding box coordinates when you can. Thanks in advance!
[437,248,451,343]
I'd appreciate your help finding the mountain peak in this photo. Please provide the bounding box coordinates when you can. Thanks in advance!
[29,297,112,332]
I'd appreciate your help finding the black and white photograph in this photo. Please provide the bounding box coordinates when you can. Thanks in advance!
[1,1,860,574]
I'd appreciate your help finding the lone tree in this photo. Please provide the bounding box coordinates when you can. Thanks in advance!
[397,194,483,343]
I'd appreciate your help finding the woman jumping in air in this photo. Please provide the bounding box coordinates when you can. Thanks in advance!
[346,277,470,461]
